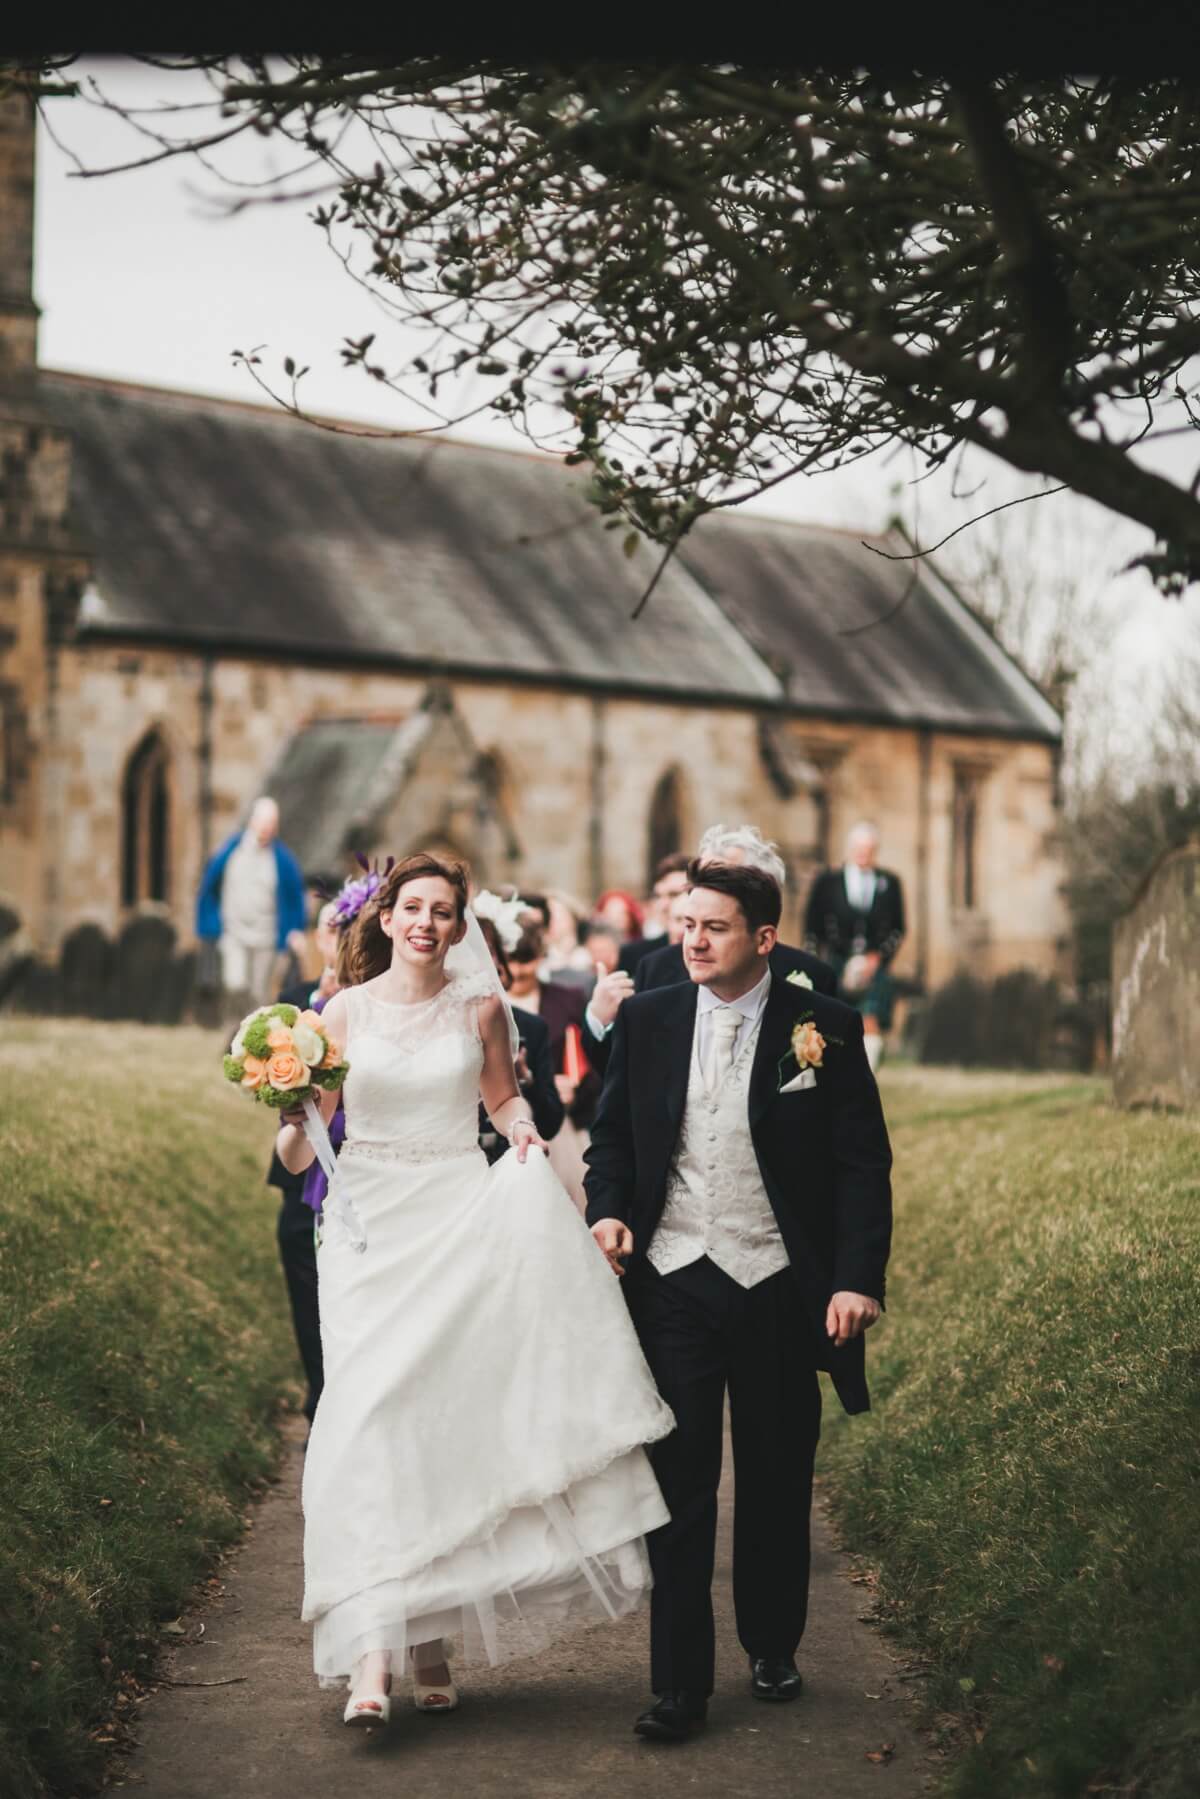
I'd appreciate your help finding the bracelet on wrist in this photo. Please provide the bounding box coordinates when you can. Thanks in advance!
[507,1115,536,1143]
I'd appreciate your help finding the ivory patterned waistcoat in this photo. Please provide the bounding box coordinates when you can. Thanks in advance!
[647,1010,790,1289]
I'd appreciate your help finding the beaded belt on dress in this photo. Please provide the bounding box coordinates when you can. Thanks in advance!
[341,1136,480,1167]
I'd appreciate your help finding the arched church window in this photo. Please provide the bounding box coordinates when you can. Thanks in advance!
[476,749,511,823]
[122,729,171,906]
[647,767,686,881]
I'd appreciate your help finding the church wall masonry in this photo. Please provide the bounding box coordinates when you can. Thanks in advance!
[4,623,1068,1005]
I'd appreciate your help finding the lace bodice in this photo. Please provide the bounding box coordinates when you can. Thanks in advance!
[339,973,493,1164]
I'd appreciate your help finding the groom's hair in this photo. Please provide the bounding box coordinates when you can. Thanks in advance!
[686,859,782,933]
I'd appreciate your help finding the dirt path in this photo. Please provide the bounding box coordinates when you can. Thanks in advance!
[117,1419,934,1798]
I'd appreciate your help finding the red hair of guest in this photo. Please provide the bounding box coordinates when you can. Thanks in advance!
[593,889,646,941]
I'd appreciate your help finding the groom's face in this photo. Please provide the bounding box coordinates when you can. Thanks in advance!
[682,887,770,990]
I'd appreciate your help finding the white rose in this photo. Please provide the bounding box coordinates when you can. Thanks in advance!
[230,1005,272,1058]
[787,969,813,990]
[291,1021,325,1068]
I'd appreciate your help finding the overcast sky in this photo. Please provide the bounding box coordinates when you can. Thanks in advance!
[31,60,1200,749]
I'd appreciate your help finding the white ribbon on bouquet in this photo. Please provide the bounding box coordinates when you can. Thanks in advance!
[301,1093,366,1254]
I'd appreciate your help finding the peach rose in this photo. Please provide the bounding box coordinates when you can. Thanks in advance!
[296,1009,325,1033]
[265,1047,310,1091]
[267,1025,295,1052]
[792,1021,825,1069]
[321,1036,344,1069]
[240,1054,268,1091]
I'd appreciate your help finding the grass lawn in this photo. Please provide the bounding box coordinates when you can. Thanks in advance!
[0,1019,298,1799]
[823,1066,1200,1799]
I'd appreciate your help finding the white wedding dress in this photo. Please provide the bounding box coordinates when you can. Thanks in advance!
[301,972,674,1686]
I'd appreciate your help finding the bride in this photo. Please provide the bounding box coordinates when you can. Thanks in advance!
[275,852,674,1729]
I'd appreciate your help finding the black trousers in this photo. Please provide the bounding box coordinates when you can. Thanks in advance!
[276,1194,324,1423]
[625,1256,821,1697]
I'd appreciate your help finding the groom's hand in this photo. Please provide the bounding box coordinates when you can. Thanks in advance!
[591,1218,634,1276]
[825,1291,881,1348]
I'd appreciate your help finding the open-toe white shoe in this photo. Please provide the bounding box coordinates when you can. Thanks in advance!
[343,1653,392,1727]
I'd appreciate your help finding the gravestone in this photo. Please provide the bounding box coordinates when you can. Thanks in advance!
[60,922,118,1017]
[1112,841,1200,1108]
[115,914,183,1023]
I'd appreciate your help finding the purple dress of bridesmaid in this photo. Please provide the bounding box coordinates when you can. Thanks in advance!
[301,990,345,1215]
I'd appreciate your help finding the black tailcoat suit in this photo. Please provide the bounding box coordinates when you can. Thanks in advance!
[581,938,837,1079]
[584,976,892,1695]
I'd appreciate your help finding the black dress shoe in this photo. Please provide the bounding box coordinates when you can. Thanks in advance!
[633,1692,708,1741]
[750,1656,803,1701]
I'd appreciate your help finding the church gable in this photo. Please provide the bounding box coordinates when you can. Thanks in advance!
[262,686,517,887]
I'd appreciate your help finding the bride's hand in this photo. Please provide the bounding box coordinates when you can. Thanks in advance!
[511,1119,550,1164]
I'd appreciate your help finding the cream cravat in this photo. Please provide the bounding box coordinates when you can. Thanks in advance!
[704,1006,742,1095]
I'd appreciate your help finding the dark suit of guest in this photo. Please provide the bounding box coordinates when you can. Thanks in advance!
[803,867,905,1025]
[585,977,892,1697]
[803,867,905,969]
[266,979,326,1422]
[582,939,837,1078]
[480,1004,565,1164]
[618,935,662,979]
[532,977,603,1129]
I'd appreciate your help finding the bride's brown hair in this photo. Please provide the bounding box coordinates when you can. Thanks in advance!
[346,852,471,986]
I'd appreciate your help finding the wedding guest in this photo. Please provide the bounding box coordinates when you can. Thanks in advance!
[475,913,565,1160]
[644,851,692,942]
[265,899,349,1427]
[196,796,307,1008]
[593,888,645,943]
[507,923,599,1212]
[619,852,692,980]
[803,822,905,1074]
[543,889,594,976]
[582,921,622,977]
[277,901,342,1013]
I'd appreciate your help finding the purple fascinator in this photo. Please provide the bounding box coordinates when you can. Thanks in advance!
[328,853,396,932]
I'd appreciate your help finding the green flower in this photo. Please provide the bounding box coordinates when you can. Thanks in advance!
[258,1083,309,1111]
[312,1063,349,1092]
[222,1054,245,1083]
[242,1018,272,1059]
[268,1002,299,1026]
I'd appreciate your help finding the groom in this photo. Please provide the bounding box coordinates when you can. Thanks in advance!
[584,861,892,1742]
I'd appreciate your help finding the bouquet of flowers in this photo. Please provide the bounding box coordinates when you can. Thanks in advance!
[222,1002,348,1109]
[222,1001,358,1246]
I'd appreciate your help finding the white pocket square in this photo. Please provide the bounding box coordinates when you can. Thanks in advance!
[779,1067,818,1094]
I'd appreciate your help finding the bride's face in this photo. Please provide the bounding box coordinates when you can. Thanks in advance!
[379,876,467,970]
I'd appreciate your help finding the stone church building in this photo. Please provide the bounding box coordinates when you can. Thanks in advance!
[0,92,1068,1011]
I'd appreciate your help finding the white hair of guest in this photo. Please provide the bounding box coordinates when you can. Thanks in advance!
[697,823,787,888]
[249,795,280,843]
[845,820,881,853]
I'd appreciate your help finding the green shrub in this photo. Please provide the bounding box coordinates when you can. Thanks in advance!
[824,1068,1200,1799]
[0,1021,296,1798]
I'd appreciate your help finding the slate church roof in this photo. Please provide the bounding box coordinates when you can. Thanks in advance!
[36,370,1060,741]
[680,514,1062,742]
[37,373,778,707]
